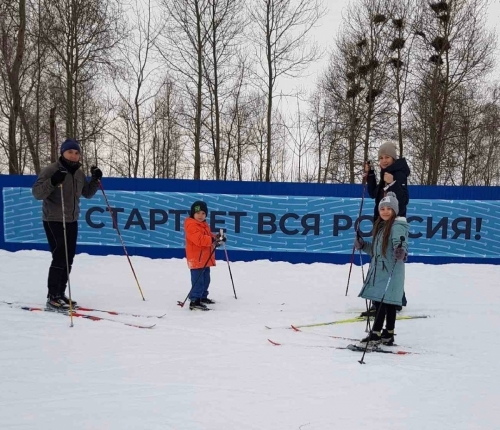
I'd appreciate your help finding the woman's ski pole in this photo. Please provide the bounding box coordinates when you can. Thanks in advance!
[345,162,370,296]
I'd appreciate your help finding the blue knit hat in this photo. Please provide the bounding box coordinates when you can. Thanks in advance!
[60,139,81,155]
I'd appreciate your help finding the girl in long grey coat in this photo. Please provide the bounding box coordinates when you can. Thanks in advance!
[354,192,409,345]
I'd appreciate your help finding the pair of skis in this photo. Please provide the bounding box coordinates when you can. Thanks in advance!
[265,314,429,330]
[267,338,415,355]
[265,316,430,356]
[1,301,165,329]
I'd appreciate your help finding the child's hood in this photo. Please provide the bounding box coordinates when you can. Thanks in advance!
[385,158,410,177]
[393,217,409,236]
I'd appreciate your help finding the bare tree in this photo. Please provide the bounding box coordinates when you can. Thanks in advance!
[41,0,124,140]
[151,77,186,178]
[248,0,325,182]
[112,0,162,177]
[411,0,496,184]
[479,87,500,185]
[316,34,368,183]
[201,0,246,179]
[384,0,418,155]
[158,0,210,179]
[0,0,41,173]
[221,55,253,180]
[307,85,330,182]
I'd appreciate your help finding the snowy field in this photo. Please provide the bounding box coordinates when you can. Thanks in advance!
[1,248,499,430]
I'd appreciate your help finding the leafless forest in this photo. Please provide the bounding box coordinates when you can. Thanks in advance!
[1,0,498,184]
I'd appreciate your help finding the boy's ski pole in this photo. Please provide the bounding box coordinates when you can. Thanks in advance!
[220,229,237,299]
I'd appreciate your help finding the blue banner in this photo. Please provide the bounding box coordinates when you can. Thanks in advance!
[3,187,499,258]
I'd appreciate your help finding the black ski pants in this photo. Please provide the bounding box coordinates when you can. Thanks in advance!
[43,221,78,298]
[372,301,397,332]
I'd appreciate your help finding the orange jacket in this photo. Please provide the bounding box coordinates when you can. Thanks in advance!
[184,217,216,269]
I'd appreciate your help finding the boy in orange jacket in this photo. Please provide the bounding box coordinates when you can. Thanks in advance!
[184,200,225,310]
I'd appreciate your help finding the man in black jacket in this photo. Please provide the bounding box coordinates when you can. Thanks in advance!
[32,139,103,310]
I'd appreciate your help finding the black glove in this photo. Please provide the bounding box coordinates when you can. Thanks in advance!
[213,233,227,248]
[216,232,227,243]
[50,167,68,186]
[90,165,102,180]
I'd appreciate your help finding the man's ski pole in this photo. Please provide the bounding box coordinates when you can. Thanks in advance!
[60,183,74,327]
[98,179,145,301]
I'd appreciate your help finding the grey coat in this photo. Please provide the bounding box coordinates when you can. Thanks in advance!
[358,218,409,306]
[32,160,99,223]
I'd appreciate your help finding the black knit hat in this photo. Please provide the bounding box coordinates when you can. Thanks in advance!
[190,200,208,217]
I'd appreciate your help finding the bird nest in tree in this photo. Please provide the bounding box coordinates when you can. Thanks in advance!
[349,55,360,66]
[390,38,406,51]
[346,85,364,98]
[389,58,404,68]
[358,65,370,76]
[357,39,367,48]
[431,36,450,52]
[366,88,382,103]
[346,72,356,81]
[372,14,387,24]
[358,59,379,75]
[438,14,450,23]
[429,55,443,65]
[430,1,448,14]
[392,18,404,29]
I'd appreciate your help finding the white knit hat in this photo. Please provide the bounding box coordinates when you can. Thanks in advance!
[378,142,398,160]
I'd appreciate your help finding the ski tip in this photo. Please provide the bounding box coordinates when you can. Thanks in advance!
[290,325,301,332]
[140,324,156,329]
[267,339,281,346]
[264,326,272,329]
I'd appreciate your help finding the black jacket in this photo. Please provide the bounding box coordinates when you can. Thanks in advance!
[367,158,410,220]
[32,157,99,222]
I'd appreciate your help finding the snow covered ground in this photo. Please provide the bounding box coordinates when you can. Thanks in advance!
[0,249,499,430]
